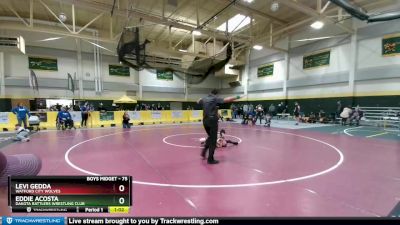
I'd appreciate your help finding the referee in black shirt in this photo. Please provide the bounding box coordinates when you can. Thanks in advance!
[198,89,245,164]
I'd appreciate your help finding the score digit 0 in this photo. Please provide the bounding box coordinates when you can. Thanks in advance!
[119,185,125,192]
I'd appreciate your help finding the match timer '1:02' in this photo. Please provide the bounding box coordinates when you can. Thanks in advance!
[8,176,132,213]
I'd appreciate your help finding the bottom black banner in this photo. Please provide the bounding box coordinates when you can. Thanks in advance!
[11,207,110,213]
[66,217,400,225]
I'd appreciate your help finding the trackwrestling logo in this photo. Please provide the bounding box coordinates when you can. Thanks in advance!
[2,217,65,225]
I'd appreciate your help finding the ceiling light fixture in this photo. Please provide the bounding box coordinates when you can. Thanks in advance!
[253,45,263,50]
[243,0,254,3]
[192,30,202,36]
[58,12,67,22]
[86,40,114,53]
[37,37,63,42]
[178,49,188,52]
[270,1,279,12]
[295,36,343,42]
[217,14,251,33]
[310,21,324,29]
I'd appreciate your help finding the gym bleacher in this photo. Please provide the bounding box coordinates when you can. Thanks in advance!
[359,107,400,128]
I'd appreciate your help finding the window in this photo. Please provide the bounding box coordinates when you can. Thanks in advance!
[216,14,251,33]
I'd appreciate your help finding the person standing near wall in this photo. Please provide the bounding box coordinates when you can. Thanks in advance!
[231,104,237,119]
[340,106,353,126]
[80,102,89,128]
[197,89,245,164]
[249,103,254,115]
[122,112,131,128]
[269,103,276,118]
[265,103,276,127]
[242,103,249,122]
[277,103,282,119]
[238,105,243,119]
[12,103,31,129]
[283,102,288,114]
[294,102,301,125]
[255,104,264,124]
[55,103,62,111]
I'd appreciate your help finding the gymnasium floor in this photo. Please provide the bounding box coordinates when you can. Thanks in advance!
[0,121,399,217]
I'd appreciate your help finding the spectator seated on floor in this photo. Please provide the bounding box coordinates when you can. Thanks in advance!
[307,112,317,123]
[318,110,329,123]
[14,124,30,142]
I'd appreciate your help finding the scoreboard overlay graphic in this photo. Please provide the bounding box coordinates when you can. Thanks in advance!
[8,176,132,213]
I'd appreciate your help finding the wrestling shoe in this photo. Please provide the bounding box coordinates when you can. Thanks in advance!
[207,160,219,164]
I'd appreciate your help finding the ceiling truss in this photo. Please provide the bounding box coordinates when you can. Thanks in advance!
[0,0,395,58]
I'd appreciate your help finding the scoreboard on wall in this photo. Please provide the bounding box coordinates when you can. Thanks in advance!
[8,176,132,213]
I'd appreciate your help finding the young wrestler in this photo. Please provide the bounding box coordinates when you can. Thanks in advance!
[216,129,238,147]
[200,129,238,148]
[14,124,30,142]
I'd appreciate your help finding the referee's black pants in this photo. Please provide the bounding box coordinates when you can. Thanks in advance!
[81,113,88,127]
[256,112,263,124]
[202,116,218,162]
